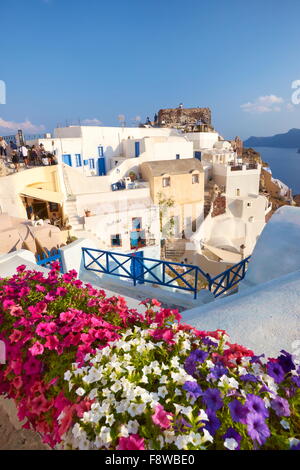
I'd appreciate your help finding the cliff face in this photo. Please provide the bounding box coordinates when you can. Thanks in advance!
[158,107,211,127]
[244,128,300,148]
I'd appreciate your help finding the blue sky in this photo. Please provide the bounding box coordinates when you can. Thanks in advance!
[1,0,300,139]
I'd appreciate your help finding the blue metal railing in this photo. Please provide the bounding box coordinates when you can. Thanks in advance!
[36,249,64,273]
[82,247,251,299]
[208,256,251,298]
[82,248,211,299]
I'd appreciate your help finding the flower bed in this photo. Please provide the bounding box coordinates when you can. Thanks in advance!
[0,263,299,450]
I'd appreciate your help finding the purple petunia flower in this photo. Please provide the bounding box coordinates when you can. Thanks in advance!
[240,374,258,383]
[291,442,300,450]
[245,394,269,419]
[229,399,249,424]
[267,361,285,384]
[277,350,295,374]
[292,376,300,387]
[250,354,265,364]
[222,427,242,450]
[208,364,228,381]
[202,388,223,411]
[246,412,270,446]
[184,349,209,376]
[271,396,290,417]
[202,409,221,436]
[183,381,202,398]
[202,337,218,347]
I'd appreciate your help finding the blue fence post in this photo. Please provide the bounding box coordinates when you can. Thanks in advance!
[194,268,198,300]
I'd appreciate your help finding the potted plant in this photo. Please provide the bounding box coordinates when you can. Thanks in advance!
[128,171,137,182]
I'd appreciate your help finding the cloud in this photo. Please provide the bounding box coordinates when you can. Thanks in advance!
[81,118,102,125]
[286,103,295,111]
[0,117,45,133]
[241,95,284,113]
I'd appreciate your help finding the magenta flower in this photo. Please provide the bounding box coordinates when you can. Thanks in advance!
[152,404,172,429]
[117,434,145,450]
[36,322,57,337]
[23,356,43,375]
[29,342,45,356]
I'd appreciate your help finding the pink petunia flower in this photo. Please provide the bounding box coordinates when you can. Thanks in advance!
[152,404,172,429]
[117,434,145,450]
[29,342,45,356]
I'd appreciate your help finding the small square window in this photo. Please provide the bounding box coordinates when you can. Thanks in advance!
[162,177,170,187]
[192,174,199,184]
[111,234,122,247]
[132,217,142,230]
[89,158,95,169]
[75,154,82,167]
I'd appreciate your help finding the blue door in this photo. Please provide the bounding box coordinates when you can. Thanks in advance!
[62,154,72,166]
[135,142,140,158]
[130,251,144,284]
[97,157,106,175]
[194,151,202,160]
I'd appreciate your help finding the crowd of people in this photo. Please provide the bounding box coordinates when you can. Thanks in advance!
[0,137,57,172]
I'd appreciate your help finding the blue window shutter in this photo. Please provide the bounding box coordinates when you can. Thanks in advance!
[62,154,72,166]
[135,142,140,157]
[75,154,82,167]
[83,159,89,166]
[97,157,106,175]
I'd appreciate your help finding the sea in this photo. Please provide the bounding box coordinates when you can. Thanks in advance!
[254,147,300,195]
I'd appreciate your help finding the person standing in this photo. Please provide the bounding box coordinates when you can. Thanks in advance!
[0,137,7,157]
[11,150,20,172]
[30,145,39,166]
[19,144,29,167]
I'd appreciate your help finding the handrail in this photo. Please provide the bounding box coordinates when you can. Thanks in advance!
[81,247,251,299]
[36,248,64,273]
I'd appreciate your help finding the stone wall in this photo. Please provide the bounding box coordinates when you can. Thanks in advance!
[211,195,226,218]
[158,107,212,127]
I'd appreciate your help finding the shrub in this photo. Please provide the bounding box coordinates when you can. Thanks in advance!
[0,264,299,450]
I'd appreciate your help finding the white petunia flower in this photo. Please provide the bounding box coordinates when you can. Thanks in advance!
[289,438,300,448]
[198,409,209,421]
[75,387,86,396]
[224,438,238,450]
[64,370,72,381]
[280,419,290,430]
[158,386,168,398]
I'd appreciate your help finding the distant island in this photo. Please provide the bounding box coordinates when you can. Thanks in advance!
[244,128,300,148]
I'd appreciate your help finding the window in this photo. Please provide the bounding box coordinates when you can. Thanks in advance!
[111,234,122,247]
[75,154,82,167]
[247,202,251,207]
[98,146,104,157]
[192,174,199,184]
[89,158,95,169]
[176,154,180,160]
[162,177,170,187]
[132,217,142,230]
[83,160,89,166]
[236,188,240,196]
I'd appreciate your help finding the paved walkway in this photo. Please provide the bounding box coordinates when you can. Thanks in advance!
[0,400,48,450]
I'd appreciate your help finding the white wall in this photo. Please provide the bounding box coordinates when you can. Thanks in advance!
[185,132,219,150]
[213,164,261,197]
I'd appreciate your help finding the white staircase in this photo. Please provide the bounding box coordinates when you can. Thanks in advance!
[64,197,84,232]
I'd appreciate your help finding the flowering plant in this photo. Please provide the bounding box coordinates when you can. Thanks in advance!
[0,264,299,450]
